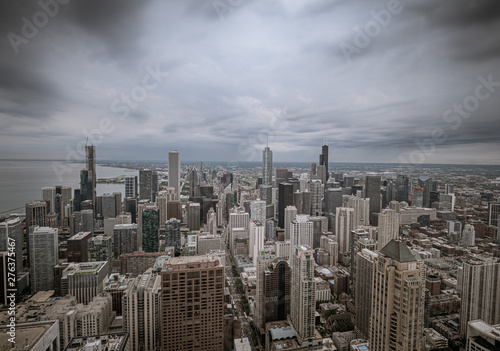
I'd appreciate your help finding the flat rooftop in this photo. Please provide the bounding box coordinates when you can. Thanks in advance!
[0,321,57,350]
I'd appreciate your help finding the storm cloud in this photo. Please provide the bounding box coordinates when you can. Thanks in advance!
[1,0,499,164]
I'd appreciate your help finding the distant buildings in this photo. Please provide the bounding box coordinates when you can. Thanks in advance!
[168,151,181,200]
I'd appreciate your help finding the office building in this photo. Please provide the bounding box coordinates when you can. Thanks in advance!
[320,235,338,266]
[290,215,313,259]
[488,202,500,227]
[466,320,500,351]
[369,240,425,351]
[284,206,297,241]
[343,196,370,228]
[354,248,378,339]
[459,255,500,337]
[156,191,168,230]
[142,206,159,252]
[168,151,181,200]
[448,220,462,245]
[42,186,56,214]
[336,207,354,256]
[0,217,23,270]
[123,269,161,351]
[120,251,164,275]
[160,255,225,350]
[113,223,139,258]
[188,202,201,231]
[165,219,181,256]
[309,216,328,249]
[26,200,48,230]
[139,169,158,202]
[29,226,59,293]
[85,144,96,217]
[250,200,266,225]
[378,209,400,250]
[310,180,323,216]
[319,144,329,182]
[365,175,381,221]
[278,183,294,228]
[418,177,433,208]
[125,175,138,198]
[395,175,409,203]
[249,221,265,264]
[166,201,182,221]
[124,197,138,224]
[88,235,112,265]
[262,146,274,220]
[290,245,316,340]
[0,320,60,351]
[61,261,109,304]
[67,231,93,263]
[462,224,476,248]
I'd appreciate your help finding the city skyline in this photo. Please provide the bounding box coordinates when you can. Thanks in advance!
[1,1,500,164]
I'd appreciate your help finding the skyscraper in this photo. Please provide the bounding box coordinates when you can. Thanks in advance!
[290,245,316,340]
[123,268,161,351]
[369,240,425,351]
[0,217,23,271]
[29,226,59,293]
[343,195,370,228]
[395,175,409,203]
[160,255,224,351]
[139,169,156,201]
[278,183,294,228]
[335,207,354,256]
[365,175,381,222]
[168,151,181,201]
[461,224,475,248]
[488,202,500,227]
[310,180,323,216]
[459,255,500,337]
[165,219,181,256]
[113,223,139,258]
[290,215,313,258]
[355,248,378,339]
[125,175,138,198]
[284,205,297,241]
[142,206,159,252]
[418,177,433,208]
[378,209,400,250]
[42,186,56,213]
[319,144,329,182]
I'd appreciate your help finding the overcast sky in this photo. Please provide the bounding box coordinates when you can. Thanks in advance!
[1,0,499,164]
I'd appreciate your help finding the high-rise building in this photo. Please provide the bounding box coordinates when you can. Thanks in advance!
[488,202,500,227]
[42,186,56,214]
[309,216,328,249]
[275,168,293,187]
[343,196,370,228]
[61,261,109,304]
[278,183,294,228]
[290,245,316,340]
[378,209,400,250]
[168,151,181,200]
[67,231,93,263]
[365,175,381,221]
[466,320,500,351]
[125,175,138,198]
[459,255,500,337]
[320,235,338,266]
[0,217,23,270]
[0,252,9,306]
[256,258,291,332]
[249,221,265,264]
[335,207,354,256]
[284,206,297,241]
[29,226,59,293]
[188,167,199,197]
[355,248,378,339]
[88,235,112,266]
[369,240,425,351]
[447,220,462,245]
[113,223,139,258]
[319,144,329,182]
[165,219,181,256]
[188,202,201,231]
[139,169,155,201]
[310,180,323,216]
[26,200,48,229]
[160,255,224,350]
[290,215,313,259]
[461,224,475,248]
[250,200,266,224]
[262,146,274,220]
[85,144,96,218]
[167,201,182,221]
[418,177,433,208]
[395,175,409,203]
[123,268,161,351]
[142,206,159,252]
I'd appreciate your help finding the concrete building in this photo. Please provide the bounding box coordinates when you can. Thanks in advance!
[320,235,338,266]
[30,226,59,293]
[369,240,425,351]
[0,320,60,351]
[61,261,109,304]
[123,269,161,351]
[160,255,225,350]
[466,319,500,351]
[88,235,112,271]
[284,206,297,241]
[0,217,23,270]
[63,332,129,351]
[290,215,313,259]
[249,221,265,264]
[67,231,93,263]
[336,207,354,256]
[188,202,201,231]
[168,151,181,200]
[197,233,221,255]
[378,209,400,250]
[459,255,500,337]
[142,206,159,252]
[290,245,316,340]
[354,248,378,339]
[125,175,138,198]
[120,251,164,276]
[365,175,381,221]
[113,224,139,258]
[165,219,181,256]
[343,196,370,228]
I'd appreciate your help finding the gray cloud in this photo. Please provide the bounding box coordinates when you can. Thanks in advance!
[0,0,499,164]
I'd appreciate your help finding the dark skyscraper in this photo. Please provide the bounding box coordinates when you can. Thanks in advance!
[319,144,329,181]
[418,176,433,208]
[395,175,409,203]
[365,175,381,222]
[278,183,293,228]
[85,144,96,217]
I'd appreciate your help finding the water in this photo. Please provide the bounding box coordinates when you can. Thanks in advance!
[0,160,138,215]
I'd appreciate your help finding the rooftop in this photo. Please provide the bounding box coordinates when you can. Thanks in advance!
[0,320,58,350]
[64,332,129,351]
[380,240,417,263]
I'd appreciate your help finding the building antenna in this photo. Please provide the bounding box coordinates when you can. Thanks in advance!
[266,134,269,148]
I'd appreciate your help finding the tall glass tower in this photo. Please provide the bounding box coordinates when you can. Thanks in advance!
[262,146,274,220]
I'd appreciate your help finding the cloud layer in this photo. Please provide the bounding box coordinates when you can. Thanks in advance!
[1,0,499,164]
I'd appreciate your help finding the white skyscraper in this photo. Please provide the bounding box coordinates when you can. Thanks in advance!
[461,224,475,248]
[290,215,313,259]
[343,195,370,228]
[378,209,400,250]
[290,245,316,340]
[249,221,265,264]
[335,207,354,255]
[42,186,56,213]
[284,205,297,241]
[250,200,266,224]
[168,151,180,200]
